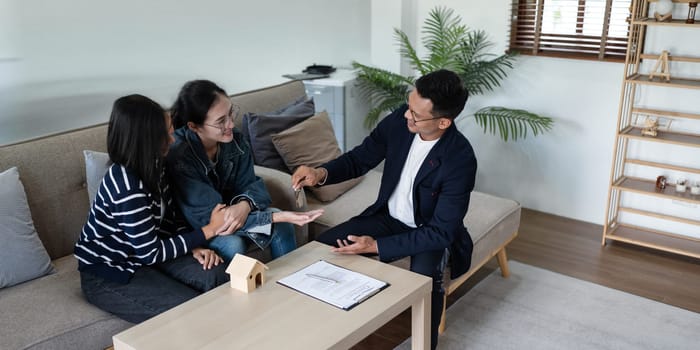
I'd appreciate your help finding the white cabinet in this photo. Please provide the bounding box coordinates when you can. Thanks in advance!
[303,69,370,152]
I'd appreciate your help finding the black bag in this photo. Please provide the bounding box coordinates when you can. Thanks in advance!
[303,64,336,75]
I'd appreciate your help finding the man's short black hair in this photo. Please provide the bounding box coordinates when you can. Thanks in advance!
[415,69,469,119]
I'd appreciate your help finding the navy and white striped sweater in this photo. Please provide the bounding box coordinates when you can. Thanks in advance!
[74,164,206,283]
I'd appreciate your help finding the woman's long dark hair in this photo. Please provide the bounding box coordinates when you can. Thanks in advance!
[171,80,227,129]
[107,94,168,197]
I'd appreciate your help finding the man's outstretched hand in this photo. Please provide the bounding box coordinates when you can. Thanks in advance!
[332,235,378,255]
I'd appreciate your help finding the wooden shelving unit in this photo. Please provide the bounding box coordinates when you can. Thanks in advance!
[632,18,700,26]
[605,225,700,259]
[612,176,700,204]
[619,127,700,148]
[626,74,700,89]
[603,0,700,259]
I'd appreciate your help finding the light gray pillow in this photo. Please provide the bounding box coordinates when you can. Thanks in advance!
[0,167,55,288]
[83,150,112,205]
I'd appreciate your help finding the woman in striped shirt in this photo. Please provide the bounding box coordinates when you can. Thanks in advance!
[74,94,233,323]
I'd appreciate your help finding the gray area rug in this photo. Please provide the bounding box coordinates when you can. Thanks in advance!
[396,261,700,350]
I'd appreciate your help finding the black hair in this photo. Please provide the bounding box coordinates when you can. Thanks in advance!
[414,69,469,120]
[171,80,227,129]
[107,94,168,197]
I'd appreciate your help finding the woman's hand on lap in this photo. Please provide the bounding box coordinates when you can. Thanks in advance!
[192,247,223,270]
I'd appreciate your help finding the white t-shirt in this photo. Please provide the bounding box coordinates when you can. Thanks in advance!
[388,134,439,228]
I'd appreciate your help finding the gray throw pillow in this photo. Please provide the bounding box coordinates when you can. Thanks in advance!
[275,96,315,116]
[245,97,316,172]
[83,150,112,205]
[0,167,55,288]
[239,96,314,145]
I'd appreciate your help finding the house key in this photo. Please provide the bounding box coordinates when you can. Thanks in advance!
[294,188,303,208]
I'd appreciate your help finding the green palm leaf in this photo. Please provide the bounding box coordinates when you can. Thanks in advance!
[458,31,517,95]
[420,7,467,73]
[394,29,425,75]
[473,107,553,141]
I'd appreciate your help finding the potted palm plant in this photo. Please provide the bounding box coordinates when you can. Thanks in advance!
[353,7,553,141]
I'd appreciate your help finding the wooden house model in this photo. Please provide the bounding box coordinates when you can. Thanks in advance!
[226,254,269,293]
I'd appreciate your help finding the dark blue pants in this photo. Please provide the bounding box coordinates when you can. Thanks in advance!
[80,255,229,324]
[316,211,446,350]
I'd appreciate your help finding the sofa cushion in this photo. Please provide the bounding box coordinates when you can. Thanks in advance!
[0,124,109,260]
[0,167,55,288]
[274,96,315,116]
[83,150,112,205]
[464,191,521,244]
[245,99,315,172]
[0,256,132,350]
[239,96,313,144]
[272,111,363,202]
[229,80,307,127]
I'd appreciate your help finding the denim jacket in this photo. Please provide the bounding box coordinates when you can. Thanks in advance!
[166,127,273,247]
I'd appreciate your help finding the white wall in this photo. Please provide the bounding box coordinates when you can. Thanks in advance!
[0,0,371,144]
[370,0,698,225]
[370,0,402,73]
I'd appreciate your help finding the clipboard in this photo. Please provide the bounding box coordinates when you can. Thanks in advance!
[277,260,389,311]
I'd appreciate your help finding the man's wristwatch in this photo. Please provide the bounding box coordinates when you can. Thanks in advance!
[316,167,328,186]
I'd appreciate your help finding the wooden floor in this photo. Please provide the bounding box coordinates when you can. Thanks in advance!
[352,208,700,349]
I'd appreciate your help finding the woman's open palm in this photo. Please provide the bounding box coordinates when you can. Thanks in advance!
[273,209,324,226]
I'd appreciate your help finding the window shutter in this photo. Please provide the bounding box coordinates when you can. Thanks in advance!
[510,0,632,61]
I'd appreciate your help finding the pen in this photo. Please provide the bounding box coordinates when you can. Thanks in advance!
[305,273,339,284]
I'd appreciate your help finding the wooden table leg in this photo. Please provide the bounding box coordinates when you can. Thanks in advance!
[411,292,431,349]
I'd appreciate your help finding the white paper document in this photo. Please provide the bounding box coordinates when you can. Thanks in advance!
[277,260,389,310]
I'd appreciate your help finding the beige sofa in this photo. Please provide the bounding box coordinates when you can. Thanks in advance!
[0,80,520,349]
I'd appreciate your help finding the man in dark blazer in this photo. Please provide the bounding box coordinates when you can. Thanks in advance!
[292,69,476,349]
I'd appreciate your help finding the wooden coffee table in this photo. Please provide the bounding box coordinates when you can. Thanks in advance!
[113,241,432,349]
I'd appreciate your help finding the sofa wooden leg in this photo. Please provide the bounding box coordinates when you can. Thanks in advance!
[438,293,447,334]
[496,247,510,278]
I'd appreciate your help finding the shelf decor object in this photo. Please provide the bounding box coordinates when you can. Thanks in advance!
[656,175,668,189]
[604,0,700,260]
[641,117,660,136]
[655,0,674,21]
[676,178,688,192]
[691,182,700,194]
[648,50,671,81]
[688,2,698,24]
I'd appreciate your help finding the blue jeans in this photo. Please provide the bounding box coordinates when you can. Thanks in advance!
[80,254,229,324]
[208,208,297,263]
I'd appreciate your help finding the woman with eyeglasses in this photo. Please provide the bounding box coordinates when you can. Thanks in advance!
[167,80,322,263]
[74,94,234,323]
